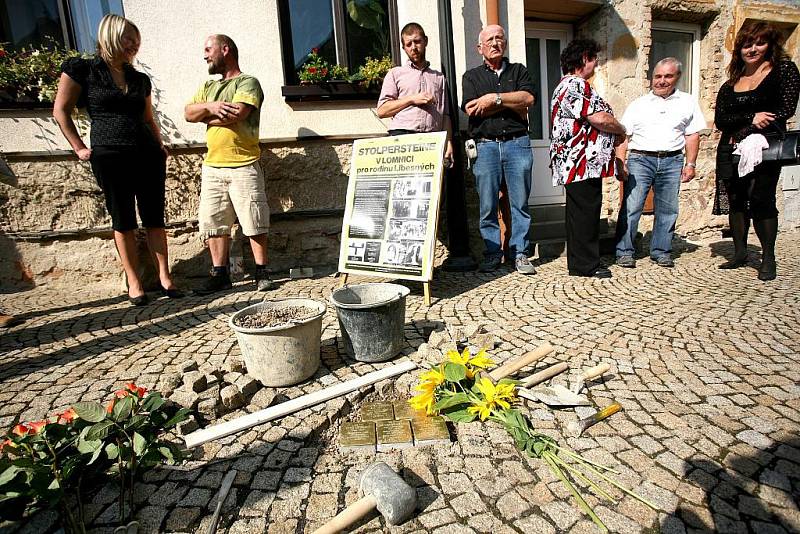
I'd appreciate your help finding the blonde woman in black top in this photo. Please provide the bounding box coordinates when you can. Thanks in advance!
[53,15,181,304]
[714,22,800,281]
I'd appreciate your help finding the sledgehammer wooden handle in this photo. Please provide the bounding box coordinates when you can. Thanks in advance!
[313,495,377,534]
[488,342,553,381]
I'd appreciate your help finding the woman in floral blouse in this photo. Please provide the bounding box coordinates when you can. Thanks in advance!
[550,39,626,278]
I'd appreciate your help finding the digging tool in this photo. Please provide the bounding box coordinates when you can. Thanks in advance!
[566,403,622,437]
[519,362,612,407]
[519,362,569,388]
[313,461,417,533]
[486,342,553,382]
[184,360,416,448]
[571,363,611,394]
[206,470,237,534]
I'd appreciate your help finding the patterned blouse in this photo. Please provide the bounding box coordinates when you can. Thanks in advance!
[549,75,617,185]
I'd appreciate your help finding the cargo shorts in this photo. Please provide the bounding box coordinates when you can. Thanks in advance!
[199,162,270,239]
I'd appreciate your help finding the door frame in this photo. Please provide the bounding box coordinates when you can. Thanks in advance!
[525,21,572,206]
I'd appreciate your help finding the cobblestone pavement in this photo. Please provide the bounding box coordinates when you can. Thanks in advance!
[1,231,799,534]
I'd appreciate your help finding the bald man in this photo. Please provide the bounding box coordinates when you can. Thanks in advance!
[185,34,274,294]
[461,25,536,274]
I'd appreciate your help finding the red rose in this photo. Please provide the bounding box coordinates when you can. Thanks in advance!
[28,420,48,434]
[308,66,317,74]
[58,407,78,424]
[311,48,319,55]
[12,424,29,436]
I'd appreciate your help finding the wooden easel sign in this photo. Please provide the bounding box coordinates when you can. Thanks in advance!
[337,132,447,305]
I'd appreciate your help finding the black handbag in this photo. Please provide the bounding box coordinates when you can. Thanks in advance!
[762,126,800,166]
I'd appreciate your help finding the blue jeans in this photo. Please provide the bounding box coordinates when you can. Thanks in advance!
[472,136,533,258]
[615,153,683,259]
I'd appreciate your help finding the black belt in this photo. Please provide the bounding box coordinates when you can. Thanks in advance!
[630,149,682,157]
[476,133,527,143]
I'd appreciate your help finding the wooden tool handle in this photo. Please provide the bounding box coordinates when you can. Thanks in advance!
[520,362,569,388]
[313,495,377,534]
[592,402,622,422]
[581,363,611,381]
[488,342,553,381]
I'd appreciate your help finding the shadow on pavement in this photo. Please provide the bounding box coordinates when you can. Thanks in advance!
[0,289,267,380]
[665,433,800,532]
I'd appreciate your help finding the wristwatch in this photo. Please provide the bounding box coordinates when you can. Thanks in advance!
[495,93,502,106]
[685,162,696,168]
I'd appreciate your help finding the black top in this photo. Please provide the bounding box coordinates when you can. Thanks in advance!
[714,59,800,146]
[461,59,535,139]
[61,56,159,148]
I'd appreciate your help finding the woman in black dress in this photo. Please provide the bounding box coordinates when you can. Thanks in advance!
[714,22,800,281]
[53,15,181,304]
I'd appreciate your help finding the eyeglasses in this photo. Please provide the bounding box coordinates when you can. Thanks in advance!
[482,36,506,46]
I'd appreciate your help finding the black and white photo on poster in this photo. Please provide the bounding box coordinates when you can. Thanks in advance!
[384,240,423,267]
[388,219,426,241]
[394,178,432,199]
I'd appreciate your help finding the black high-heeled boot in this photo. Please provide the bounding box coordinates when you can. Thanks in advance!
[719,212,749,269]
[754,217,778,281]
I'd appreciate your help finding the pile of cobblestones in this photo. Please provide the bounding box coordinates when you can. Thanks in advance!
[164,358,277,434]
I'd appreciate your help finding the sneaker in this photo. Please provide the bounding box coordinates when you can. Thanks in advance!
[514,255,536,275]
[616,255,636,268]
[255,265,276,291]
[195,267,232,295]
[652,256,674,268]
[477,255,502,273]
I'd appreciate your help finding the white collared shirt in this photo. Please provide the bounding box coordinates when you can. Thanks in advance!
[620,90,707,152]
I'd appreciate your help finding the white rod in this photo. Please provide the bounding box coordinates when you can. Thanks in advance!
[184,360,417,449]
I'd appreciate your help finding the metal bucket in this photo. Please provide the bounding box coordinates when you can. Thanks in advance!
[330,283,410,362]
[229,298,326,387]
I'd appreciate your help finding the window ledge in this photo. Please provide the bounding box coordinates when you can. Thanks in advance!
[281,82,380,102]
[0,100,54,111]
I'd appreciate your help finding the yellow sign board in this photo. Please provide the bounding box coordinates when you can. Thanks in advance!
[338,132,447,282]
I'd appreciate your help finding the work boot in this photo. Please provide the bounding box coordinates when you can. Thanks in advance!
[254,265,276,291]
[195,266,232,295]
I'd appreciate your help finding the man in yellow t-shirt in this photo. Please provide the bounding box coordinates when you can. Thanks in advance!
[185,34,274,293]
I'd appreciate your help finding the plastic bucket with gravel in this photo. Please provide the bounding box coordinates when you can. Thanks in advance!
[229,298,326,387]
[330,283,410,362]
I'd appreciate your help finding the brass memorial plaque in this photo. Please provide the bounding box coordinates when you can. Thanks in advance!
[376,420,413,451]
[411,416,450,446]
[339,421,376,453]
[360,401,395,422]
[393,400,426,420]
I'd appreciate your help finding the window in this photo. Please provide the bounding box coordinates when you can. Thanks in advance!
[650,21,701,96]
[0,0,123,52]
[278,0,399,85]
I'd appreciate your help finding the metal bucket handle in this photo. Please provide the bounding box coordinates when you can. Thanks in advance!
[330,284,409,310]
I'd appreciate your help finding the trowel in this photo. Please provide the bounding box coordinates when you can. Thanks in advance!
[519,363,611,407]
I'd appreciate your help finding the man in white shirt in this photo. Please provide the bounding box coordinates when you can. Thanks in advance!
[614,57,706,268]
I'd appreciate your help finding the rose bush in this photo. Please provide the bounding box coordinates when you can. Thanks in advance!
[0,383,188,533]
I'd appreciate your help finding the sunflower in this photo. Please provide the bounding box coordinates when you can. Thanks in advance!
[467,378,517,420]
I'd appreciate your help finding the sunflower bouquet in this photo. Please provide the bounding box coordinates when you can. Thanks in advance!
[410,348,655,532]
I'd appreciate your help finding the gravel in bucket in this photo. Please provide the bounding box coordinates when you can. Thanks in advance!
[233,306,318,329]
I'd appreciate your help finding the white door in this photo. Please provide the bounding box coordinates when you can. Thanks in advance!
[525,23,571,205]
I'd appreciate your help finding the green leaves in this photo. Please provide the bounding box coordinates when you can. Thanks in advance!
[85,421,114,441]
[111,395,135,421]
[0,466,21,487]
[72,401,105,423]
[346,0,385,30]
[443,362,467,382]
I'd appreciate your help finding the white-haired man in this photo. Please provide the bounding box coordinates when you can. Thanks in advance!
[615,57,706,268]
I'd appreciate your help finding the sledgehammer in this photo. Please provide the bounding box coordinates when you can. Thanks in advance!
[313,462,416,533]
